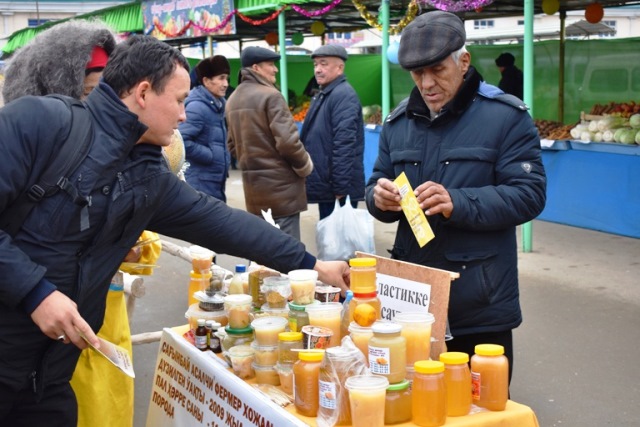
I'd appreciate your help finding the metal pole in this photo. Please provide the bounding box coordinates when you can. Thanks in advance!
[558,10,566,123]
[522,0,534,252]
[381,0,390,119]
[278,10,288,104]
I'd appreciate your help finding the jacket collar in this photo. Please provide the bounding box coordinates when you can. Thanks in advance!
[406,66,481,122]
[239,68,277,88]
[86,82,148,147]
[317,74,346,95]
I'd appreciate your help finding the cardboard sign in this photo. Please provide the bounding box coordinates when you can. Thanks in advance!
[146,328,307,427]
[356,252,458,359]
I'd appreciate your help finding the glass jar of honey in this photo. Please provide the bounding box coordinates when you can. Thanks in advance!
[288,302,310,332]
[278,331,303,365]
[412,360,446,427]
[440,351,471,416]
[348,258,377,294]
[368,321,406,384]
[471,344,508,411]
[293,351,324,417]
[384,379,412,424]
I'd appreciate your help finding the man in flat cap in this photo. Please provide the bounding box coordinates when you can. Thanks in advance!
[301,44,365,222]
[226,47,313,239]
[365,11,546,385]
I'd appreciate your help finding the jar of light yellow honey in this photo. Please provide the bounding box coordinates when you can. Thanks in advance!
[368,321,406,384]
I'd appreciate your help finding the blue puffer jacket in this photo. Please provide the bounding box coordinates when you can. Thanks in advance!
[365,68,546,337]
[0,83,316,396]
[300,75,365,203]
[179,85,230,201]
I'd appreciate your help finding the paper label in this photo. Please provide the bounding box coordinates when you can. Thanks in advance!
[394,172,435,247]
[319,380,337,409]
[369,346,391,375]
[81,333,135,378]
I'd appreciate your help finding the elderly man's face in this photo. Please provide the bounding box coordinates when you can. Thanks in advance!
[409,51,470,113]
[253,61,279,85]
[313,57,344,86]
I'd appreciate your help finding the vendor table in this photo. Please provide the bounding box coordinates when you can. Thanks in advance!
[146,327,539,427]
[539,141,640,238]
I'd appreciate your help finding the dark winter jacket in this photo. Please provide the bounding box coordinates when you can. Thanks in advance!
[0,82,316,396]
[179,85,230,201]
[498,65,524,100]
[226,68,313,218]
[300,74,365,203]
[365,68,546,336]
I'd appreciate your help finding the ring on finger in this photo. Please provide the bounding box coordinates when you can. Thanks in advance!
[57,334,66,342]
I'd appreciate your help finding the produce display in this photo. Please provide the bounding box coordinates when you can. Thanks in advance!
[534,119,575,140]
[569,113,640,144]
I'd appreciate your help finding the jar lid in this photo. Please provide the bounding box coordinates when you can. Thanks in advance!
[348,321,373,334]
[439,351,469,364]
[279,331,303,342]
[190,270,212,279]
[349,257,376,267]
[235,264,247,273]
[394,311,435,325]
[197,318,206,326]
[225,325,254,335]
[414,360,445,374]
[298,351,325,362]
[386,379,410,391]
[371,320,402,334]
[251,316,288,330]
[475,344,504,356]
[288,301,308,311]
[352,291,378,298]
[345,374,388,391]
[224,294,252,305]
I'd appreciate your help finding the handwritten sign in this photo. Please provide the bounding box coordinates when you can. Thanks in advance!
[146,328,307,427]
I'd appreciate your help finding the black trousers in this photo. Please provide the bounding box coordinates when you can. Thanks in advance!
[0,381,77,427]
[445,329,514,385]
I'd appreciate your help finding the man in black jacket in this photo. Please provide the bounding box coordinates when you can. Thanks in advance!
[495,52,524,100]
[0,35,349,426]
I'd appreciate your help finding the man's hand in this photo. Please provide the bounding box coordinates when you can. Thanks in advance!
[373,178,402,212]
[414,181,453,218]
[30,291,100,350]
[314,260,350,296]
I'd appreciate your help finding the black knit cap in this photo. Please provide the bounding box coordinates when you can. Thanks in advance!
[495,53,515,67]
[195,55,230,84]
[240,46,281,68]
[398,11,466,70]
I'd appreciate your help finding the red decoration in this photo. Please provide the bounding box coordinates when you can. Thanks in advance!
[475,7,483,12]
[265,32,279,46]
[585,3,604,24]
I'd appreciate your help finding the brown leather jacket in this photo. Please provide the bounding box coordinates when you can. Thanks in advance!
[226,68,313,218]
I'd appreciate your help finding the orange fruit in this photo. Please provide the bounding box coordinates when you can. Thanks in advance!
[353,303,377,327]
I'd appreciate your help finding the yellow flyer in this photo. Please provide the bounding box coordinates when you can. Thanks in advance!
[394,172,435,247]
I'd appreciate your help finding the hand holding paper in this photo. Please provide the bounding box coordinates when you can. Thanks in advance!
[80,333,135,378]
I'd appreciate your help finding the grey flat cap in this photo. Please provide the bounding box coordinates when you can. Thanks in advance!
[311,45,348,61]
[398,11,466,70]
[241,46,281,67]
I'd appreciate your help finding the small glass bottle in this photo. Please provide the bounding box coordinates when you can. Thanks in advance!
[384,379,412,425]
[348,257,377,294]
[288,302,310,332]
[293,351,324,417]
[440,351,471,416]
[471,344,509,411]
[278,331,303,365]
[228,264,247,294]
[194,319,208,351]
[206,320,222,353]
[368,321,406,384]
[412,360,446,427]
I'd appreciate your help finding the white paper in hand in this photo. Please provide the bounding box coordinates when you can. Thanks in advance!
[80,333,135,378]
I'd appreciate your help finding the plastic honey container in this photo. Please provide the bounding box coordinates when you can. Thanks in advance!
[440,352,472,416]
[412,360,446,427]
[344,375,389,427]
[471,344,508,411]
[293,351,324,417]
[368,321,406,384]
[384,379,412,424]
[348,257,377,294]
[395,311,435,367]
[251,316,288,347]
[278,332,303,365]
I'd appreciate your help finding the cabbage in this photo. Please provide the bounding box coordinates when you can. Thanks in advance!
[613,127,630,143]
[597,116,628,131]
[629,114,640,129]
[619,129,636,145]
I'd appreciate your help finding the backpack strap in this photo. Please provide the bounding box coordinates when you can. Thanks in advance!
[0,95,94,237]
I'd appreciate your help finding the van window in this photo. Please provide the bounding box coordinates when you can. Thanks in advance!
[632,68,640,92]
[588,69,627,93]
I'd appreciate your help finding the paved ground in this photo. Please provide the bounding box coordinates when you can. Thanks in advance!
[131,168,640,427]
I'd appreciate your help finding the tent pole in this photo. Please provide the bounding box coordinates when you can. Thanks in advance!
[381,0,390,119]
[522,0,534,253]
[278,10,289,104]
[558,10,566,123]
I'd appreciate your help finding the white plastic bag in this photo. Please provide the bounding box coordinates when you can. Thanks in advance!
[316,196,375,261]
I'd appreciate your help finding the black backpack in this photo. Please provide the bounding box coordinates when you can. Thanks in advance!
[0,95,94,237]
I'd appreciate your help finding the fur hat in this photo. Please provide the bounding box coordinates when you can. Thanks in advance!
[194,55,230,85]
[2,19,117,103]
